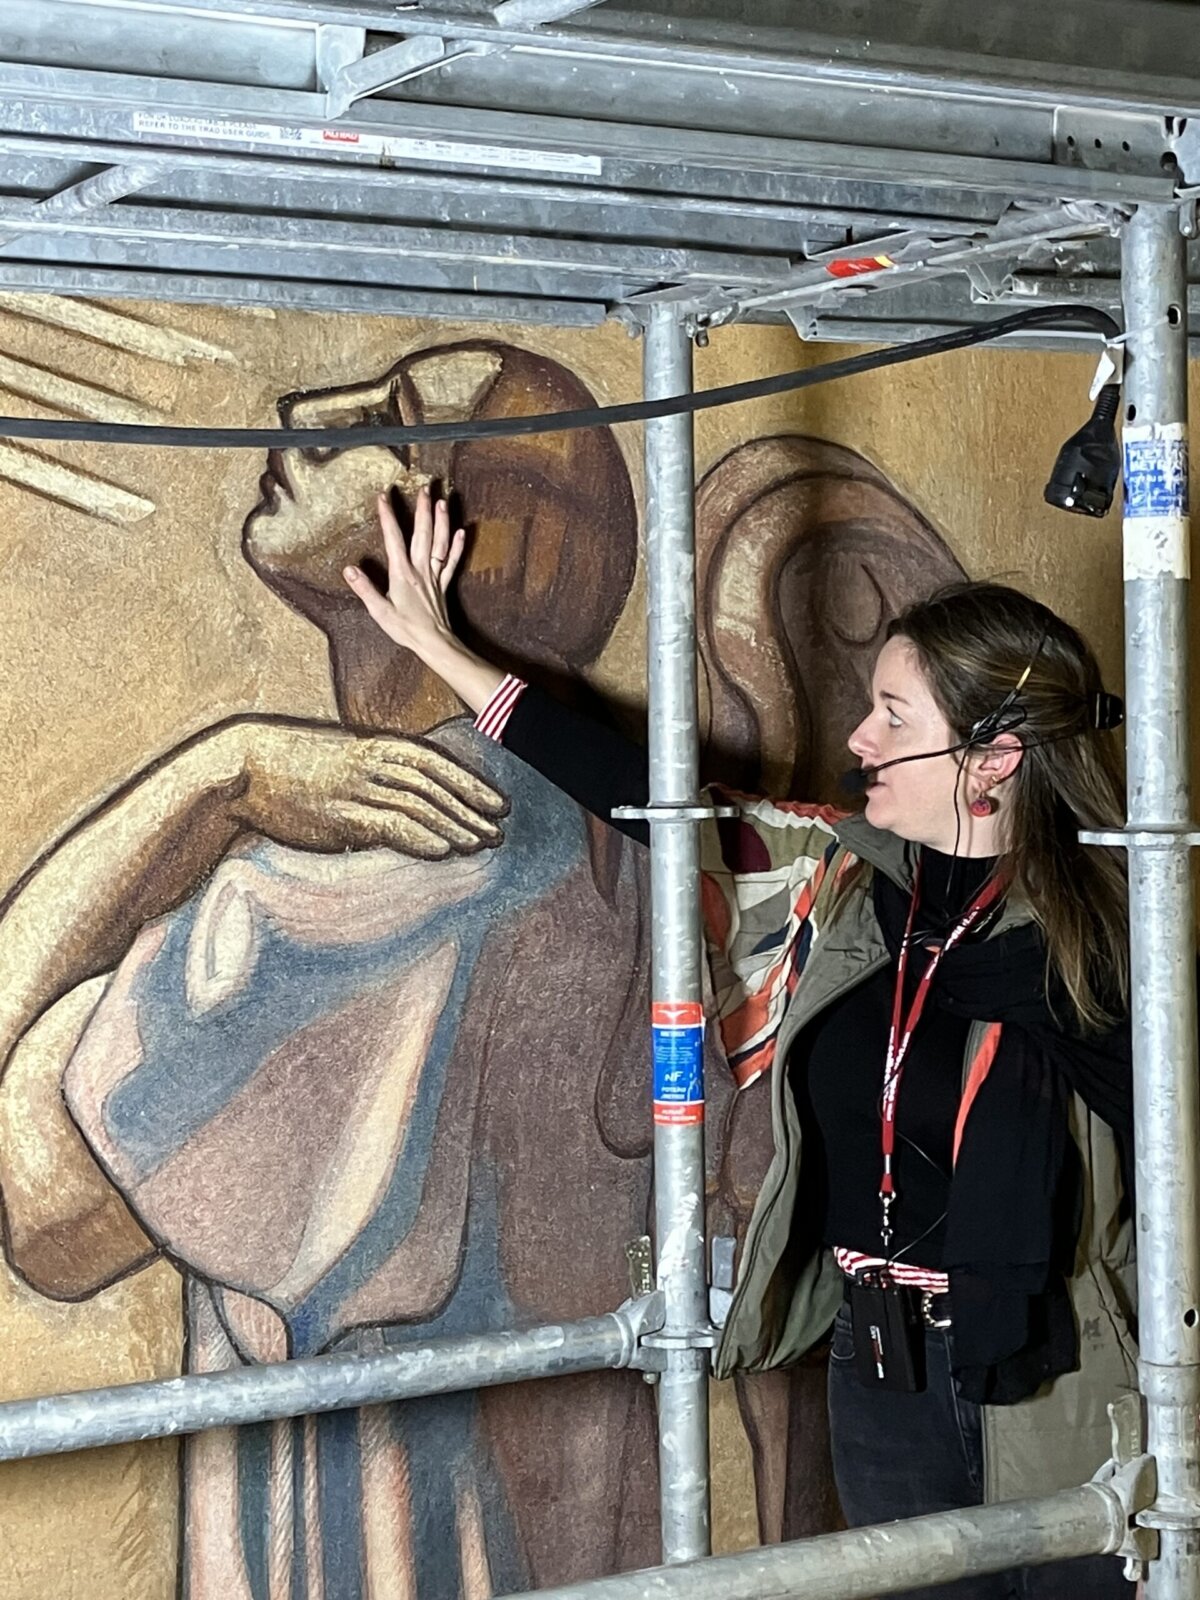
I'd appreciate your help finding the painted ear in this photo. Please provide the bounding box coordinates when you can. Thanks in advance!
[698,434,966,802]
[399,345,504,423]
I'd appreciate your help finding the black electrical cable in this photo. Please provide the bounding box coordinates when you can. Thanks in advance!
[0,305,1120,450]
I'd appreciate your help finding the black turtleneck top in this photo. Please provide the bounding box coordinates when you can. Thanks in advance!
[802,848,999,1268]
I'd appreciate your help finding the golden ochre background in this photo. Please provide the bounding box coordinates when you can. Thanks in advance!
[0,296,1195,1598]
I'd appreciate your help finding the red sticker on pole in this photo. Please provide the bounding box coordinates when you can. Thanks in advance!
[652,1002,704,1028]
[825,253,896,279]
[652,1002,705,1126]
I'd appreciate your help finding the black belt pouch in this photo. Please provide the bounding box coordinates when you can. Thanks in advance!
[847,1278,926,1393]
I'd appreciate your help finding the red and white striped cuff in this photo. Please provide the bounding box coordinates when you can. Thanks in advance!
[474,673,529,742]
[833,1247,949,1294]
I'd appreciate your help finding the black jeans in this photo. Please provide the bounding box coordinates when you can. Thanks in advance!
[827,1302,1129,1600]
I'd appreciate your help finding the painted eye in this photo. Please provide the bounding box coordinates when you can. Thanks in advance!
[887,711,903,729]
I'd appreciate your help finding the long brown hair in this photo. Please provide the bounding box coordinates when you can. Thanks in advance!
[890,582,1128,1032]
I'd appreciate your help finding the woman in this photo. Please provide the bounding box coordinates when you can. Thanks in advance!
[344,489,1136,1600]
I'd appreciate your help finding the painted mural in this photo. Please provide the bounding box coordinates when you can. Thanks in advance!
[0,313,978,1600]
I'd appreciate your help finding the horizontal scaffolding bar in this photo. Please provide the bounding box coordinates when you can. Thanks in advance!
[0,132,909,243]
[36,0,1200,123]
[786,314,1200,359]
[0,1301,662,1462]
[501,1484,1125,1600]
[0,60,1175,208]
[0,199,790,286]
[0,262,608,324]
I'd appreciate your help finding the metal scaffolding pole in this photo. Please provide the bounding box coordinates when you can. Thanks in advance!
[0,1304,661,1462]
[1121,205,1200,1596]
[497,1483,1124,1600]
[641,304,712,1563]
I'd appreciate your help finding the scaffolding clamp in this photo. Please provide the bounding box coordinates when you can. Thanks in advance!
[1091,1394,1159,1581]
[639,1327,719,1352]
[614,1289,669,1373]
[612,803,738,824]
[615,1293,717,1376]
[1081,825,1200,850]
[637,1323,720,1382]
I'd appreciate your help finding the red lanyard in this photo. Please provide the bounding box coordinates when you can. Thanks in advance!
[879,861,1006,1250]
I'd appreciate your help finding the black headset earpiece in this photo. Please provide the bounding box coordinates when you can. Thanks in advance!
[968,684,1124,746]
[966,699,1029,747]
[1091,690,1125,731]
[964,626,1050,748]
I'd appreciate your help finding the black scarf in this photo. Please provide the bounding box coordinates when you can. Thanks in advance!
[873,866,1133,1405]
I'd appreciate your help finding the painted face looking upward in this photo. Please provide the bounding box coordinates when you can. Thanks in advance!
[240,343,637,676]
[847,634,1008,855]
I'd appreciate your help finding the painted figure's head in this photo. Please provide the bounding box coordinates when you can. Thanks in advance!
[243,340,637,731]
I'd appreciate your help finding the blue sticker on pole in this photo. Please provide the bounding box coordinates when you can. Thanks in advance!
[652,1001,705,1126]
[1124,424,1190,518]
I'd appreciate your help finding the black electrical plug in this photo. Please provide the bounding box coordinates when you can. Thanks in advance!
[1043,384,1122,517]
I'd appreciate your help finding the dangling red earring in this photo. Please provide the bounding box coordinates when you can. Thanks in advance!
[969,790,995,818]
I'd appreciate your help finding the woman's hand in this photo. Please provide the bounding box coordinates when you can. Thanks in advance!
[342,488,506,715]
[343,486,464,656]
[235,719,507,859]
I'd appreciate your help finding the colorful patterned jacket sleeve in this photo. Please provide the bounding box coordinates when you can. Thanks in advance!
[700,792,850,1089]
[474,677,852,1087]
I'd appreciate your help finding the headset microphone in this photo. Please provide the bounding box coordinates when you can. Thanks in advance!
[838,742,976,796]
[839,766,873,796]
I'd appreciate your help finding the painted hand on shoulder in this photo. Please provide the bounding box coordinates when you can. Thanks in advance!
[343,484,465,656]
[233,718,507,858]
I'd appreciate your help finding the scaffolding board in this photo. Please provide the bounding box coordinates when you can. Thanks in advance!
[0,0,1196,344]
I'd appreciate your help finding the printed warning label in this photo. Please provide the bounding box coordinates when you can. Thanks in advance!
[652,1001,704,1127]
[132,112,603,175]
[1123,423,1191,579]
[1124,422,1189,520]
